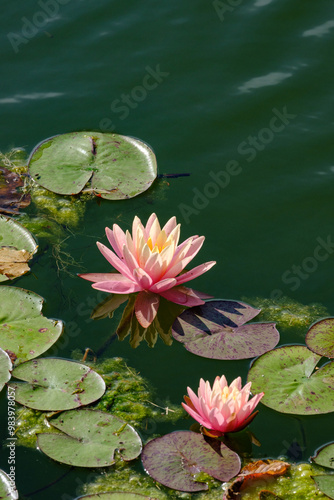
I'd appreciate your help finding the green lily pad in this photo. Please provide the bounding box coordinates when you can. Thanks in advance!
[247,345,334,414]
[141,431,240,492]
[312,475,334,499]
[0,469,18,499]
[0,286,63,363]
[0,347,12,393]
[312,442,334,469]
[76,494,155,499]
[306,318,334,358]
[0,215,37,282]
[37,409,142,467]
[172,300,279,359]
[28,132,157,199]
[8,358,105,410]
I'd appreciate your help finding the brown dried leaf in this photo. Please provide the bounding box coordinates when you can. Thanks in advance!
[0,246,33,279]
[0,166,30,215]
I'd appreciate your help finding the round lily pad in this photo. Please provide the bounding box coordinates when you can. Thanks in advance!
[0,286,63,363]
[0,348,12,393]
[306,318,334,358]
[0,469,18,499]
[141,431,240,492]
[247,345,334,415]
[37,409,142,467]
[0,215,37,282]
[8,358,105,411]
[172,300,279,360]
[28,132,157,199]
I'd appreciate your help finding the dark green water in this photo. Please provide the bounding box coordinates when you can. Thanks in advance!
[1,0,334,498]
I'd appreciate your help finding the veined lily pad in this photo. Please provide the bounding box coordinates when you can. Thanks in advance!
[37,409,142,467]
[0,469,18,499]
[0,347,12,393]
[306,318,334,358]
[0,286,63,363]
[247,345,334,414]
[172,300,279,360]
[28,132,157,199]
[76,494,156,499]
[0,215,37,282]
[8,358,105,410]
[141,431,240,492]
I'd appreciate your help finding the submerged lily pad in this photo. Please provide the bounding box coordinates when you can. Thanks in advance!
[306,318,334,358]
[28,132,157,199]
[76,494,155,499]
[38,409,142,467]
[0,215,37,282]
[0,469,18,500]
[0,348,12,393]
[8,358,105,410]
[247,345,334,414]
[0,287,63,363]
[172,300,279,359]
[141,431,240,492]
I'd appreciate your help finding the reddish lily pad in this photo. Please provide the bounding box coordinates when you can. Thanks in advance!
[38,409,142,467]
[172,300,279,360]
[141,431,240,492]
[247,345,334,415]
[306,318,334,358]
[8,358,105,411]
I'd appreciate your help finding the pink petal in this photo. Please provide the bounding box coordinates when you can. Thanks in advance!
[92,278,141,294]
[163,236,205,279]
[133,268,153,289]
[159,286,205,307]
[135,291,160,328]
[143,251,162,282]
[149,278,177,293]
[105,227,123,259]
[123,246,140,276]
[97,242,133,280]
[144,213,158,238]
[78,273,129,283]
[162,216,177,236]
[186,387,202,414]
[175,261,216,285]
[181,402,212,429]
[148,217,161,247]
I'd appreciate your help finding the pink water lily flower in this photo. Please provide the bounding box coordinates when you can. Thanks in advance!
[182,375,264,437]
[79,213,215,328]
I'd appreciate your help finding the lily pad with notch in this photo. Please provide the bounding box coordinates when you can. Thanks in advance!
[8,358,105,411]
[247,345,334,414]
[0,347,12,393]
[141,431,240,492]
[37,409,142,467]
[172,300,279,360]
[306,318,334,358]
[28,132,157,199]
[311,442,334,499]
[0,215,37,282]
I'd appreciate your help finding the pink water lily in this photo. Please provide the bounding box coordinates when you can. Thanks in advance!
[79,213,215,328]
[182,375,264,437]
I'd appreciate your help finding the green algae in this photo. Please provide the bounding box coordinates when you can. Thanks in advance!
[14,356,183,449]
[243,296,328,333]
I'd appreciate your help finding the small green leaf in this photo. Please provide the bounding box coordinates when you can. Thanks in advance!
[248,345,334,414]
[312,442,334,469]
[28,132,157,199]
[8,358,105,411]
[0,469,18,499]
[38,409,142,467]
[0,348,12,393]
